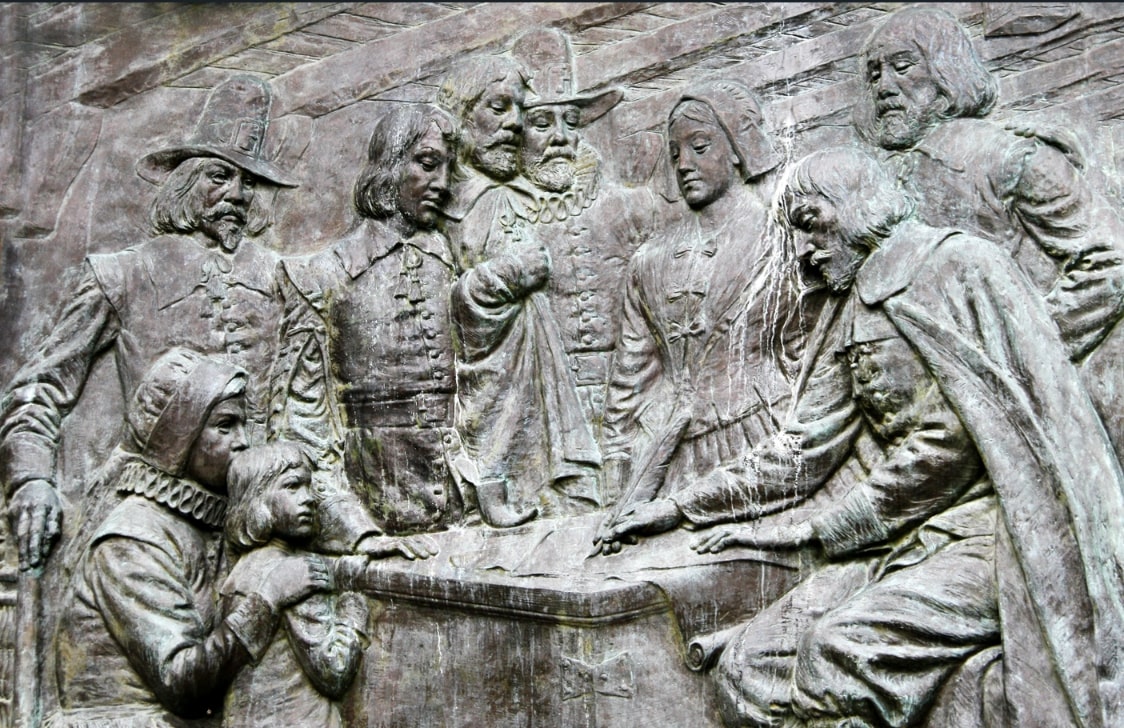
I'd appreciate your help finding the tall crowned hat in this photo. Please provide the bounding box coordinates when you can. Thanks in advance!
[511,28,623,127]
[137,75,298,187]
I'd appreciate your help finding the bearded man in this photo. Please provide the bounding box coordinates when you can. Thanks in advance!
[505,28,661,473]
[669,148,1124,728]
[0,76,304,570]
[437,54,601,521]
[857,6,1124,457]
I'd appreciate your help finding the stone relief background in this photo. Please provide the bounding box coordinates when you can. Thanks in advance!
[2,3,1124,726]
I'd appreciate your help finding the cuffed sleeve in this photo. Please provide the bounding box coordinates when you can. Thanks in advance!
[225,593,281,663]
[812,385,983,557]
[87,536,266,718]
[0,263,119,492]
[286,592,370,700]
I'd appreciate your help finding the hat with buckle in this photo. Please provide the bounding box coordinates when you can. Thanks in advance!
[511,28,623,127]
[137,75,298,187]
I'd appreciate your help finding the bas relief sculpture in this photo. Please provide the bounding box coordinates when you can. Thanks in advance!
[3,3,1124,727]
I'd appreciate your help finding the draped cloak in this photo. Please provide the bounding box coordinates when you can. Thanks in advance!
[445,168,602,514]
[855,224,1124,726]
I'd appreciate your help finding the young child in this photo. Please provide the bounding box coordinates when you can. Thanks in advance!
[221,442,370,728]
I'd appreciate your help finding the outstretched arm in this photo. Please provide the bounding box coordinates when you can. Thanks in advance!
[87,537,334,718]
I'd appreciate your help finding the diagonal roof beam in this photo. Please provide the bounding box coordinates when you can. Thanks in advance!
[26,3,361,118]
[606,4,981,136]
[271,3,652,118]
[575,2,834,94]
[608,2,1124,137]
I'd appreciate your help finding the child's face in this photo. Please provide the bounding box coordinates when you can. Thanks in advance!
[267,464,316,541]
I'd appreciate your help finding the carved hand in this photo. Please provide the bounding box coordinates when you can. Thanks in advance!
[254,553,334,609]
[690,520,815,554]
[501,244,552,294]
[590,512,638,556]
[356,534,440,561]
[607,499,683,542]
[8,479,62,570]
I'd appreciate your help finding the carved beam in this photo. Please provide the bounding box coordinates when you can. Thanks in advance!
[271,3,652,118]
[25,3,361,118]
[574,3,834,93]
[612,3,1124,136]
[610,4,984,136]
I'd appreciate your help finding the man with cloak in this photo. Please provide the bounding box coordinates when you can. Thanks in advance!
[437,54,601,521]
[612,147,1124,727]
[505,28,660,463]
[857,6,1124,458]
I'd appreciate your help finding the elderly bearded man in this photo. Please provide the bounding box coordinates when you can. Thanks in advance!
[656,148,1124,728]
[0,76,305,570]
[504,28,661,470]
[857,7,1124,458]
[437,55,601,522]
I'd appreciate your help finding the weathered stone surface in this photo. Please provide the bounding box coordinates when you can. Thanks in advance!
[3,4,1124,727]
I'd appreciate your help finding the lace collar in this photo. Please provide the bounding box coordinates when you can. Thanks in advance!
[510,146,602,225]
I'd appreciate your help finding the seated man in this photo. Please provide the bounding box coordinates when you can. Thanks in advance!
[608,148,1124,727]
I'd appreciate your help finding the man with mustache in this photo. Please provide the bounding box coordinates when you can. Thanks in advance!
[857,7,1124,457]
[0,76,299,569]
[505,29,661,507]
[437,53,602,521]
[690,147,1124,728]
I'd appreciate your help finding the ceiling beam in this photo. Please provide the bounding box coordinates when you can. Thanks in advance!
[271,3,651,118]
[26,3,360,118]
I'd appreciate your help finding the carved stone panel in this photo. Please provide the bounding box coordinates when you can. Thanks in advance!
[3,4,1124,727]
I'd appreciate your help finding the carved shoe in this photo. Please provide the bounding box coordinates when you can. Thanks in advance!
[475,478,538,528]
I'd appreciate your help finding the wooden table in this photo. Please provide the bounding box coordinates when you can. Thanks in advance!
[344,516,801,728]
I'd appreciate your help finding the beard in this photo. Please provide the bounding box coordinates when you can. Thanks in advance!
[874,97,947,151]
[523,155,576,193]
[876,111,931,150]
[199,201,248,252]
[472,143,519,182]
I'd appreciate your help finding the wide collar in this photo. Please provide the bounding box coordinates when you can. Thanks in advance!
[116,455,227,530]
[507,146,602,225]
[145,234,278,310]
[855,220,959,305]
[333,217,454,279]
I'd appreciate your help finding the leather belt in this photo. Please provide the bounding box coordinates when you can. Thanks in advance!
[343,392,453,428]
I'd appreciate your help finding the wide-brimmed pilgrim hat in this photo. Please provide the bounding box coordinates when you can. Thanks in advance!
[137,75,298,187]
[511,28,623,127]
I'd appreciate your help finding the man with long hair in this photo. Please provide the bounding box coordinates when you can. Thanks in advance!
[0,76,297,570]
[688,147,1124,728]
[857,6,1124,458]
[273,103,486,536]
